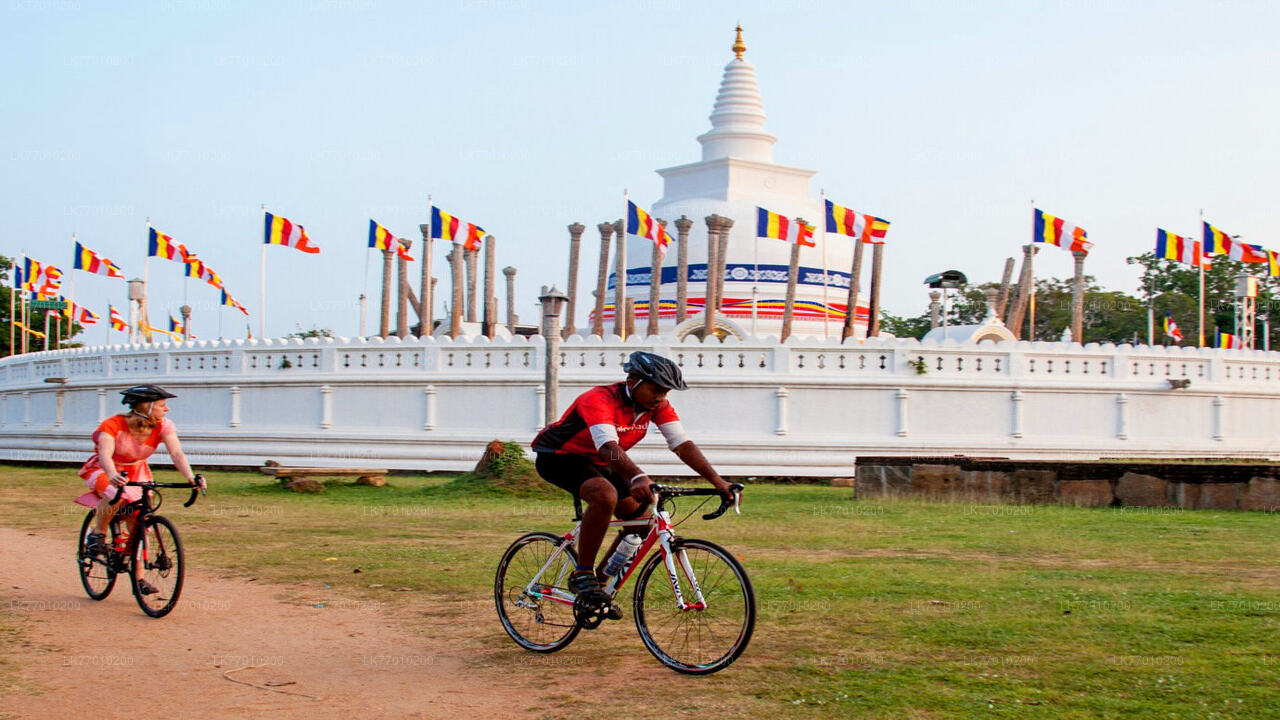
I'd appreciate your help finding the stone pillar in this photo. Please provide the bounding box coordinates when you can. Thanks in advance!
[983,287,999,319]
[780,218,805,342]
[675,215,692,322]
[484,235,497,338]
[625,298,636,338]
[1007,244,1037,340]
[646,220,665,337]
[703,215,720,339]
[539,286,569,426]
[868,243,885,337]
[465,247,478,323]
[180,304,191,341]
[418,223,433,334]
[563,223,584,338]
[379,246,394,338]
[613,219,626,338]
[716,217,733,311]
[841,237,866,341]
[592,222,613,337]
[503,266,518,332]
[396,237,412,338]
[996,256,1015,319]
[928,291,942,329]
[448,246,464,338]
[1071,249,1087,343]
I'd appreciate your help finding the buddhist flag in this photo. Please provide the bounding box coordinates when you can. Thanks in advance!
[1033,208,1092,253]
[23,259,63,295]
[368,220,413,261]
[148,228,189,263]
[1216,331,1239,349]
[1269,250,1280,278]
[73,241,125,278]
[65,301,100,325]
[626,201,672,257]
[825,200,890,244]
[757,207,816,247]
[430,206,484,251]
[264,211,320,253]
[185,256,225,290]
[1155,229,1209,269]
[109,304,130,331]
[168,315,193,338]
[1230,240,1268,264]
[1163,314,1183,343]
[1203,221,1233,255]
[221,288,249,316]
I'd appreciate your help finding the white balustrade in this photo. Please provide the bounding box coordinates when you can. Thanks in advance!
[2,334,1279,475]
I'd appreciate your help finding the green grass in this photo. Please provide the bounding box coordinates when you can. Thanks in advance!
[2,464,1277,719]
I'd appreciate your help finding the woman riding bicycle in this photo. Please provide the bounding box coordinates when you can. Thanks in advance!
[80,384,201,586]
[531,351,735,610]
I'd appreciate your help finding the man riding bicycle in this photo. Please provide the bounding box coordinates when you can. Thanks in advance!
[532,350,734,613]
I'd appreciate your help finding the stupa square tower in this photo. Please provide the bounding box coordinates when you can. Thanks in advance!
[615,28,869,340]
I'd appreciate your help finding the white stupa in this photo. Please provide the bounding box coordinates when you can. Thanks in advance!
[613,27,868,340]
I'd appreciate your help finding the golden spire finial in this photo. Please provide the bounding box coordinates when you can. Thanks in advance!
[732,24,746,60]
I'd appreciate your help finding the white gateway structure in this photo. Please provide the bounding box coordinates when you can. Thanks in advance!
[614,31,867,341]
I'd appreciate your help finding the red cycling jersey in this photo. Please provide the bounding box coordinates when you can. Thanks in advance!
[533,381,681,463]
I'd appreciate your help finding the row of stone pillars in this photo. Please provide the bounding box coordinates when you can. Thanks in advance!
[373,229,520,339]
[996,244,1088,342]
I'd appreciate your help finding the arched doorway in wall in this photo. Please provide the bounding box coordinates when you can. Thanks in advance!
[672,315,749,342]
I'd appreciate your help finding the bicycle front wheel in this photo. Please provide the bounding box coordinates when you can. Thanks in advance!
[633,538,755,674]
[77,510,117,600]
[495,531,581,653]
[131,515,184,618]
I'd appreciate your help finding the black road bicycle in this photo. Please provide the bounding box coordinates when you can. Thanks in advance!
[76,473,205,618]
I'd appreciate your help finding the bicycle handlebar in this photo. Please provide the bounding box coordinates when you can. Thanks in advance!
[109,472,206,508]
[649,482,744,521]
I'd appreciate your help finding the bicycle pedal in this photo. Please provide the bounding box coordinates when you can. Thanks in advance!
[606,603,623,621]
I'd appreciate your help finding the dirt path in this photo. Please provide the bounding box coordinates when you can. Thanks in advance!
[0,527,537,720]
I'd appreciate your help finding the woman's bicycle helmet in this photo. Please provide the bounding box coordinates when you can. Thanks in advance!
[623,351,687,391]
[120,384,177,407]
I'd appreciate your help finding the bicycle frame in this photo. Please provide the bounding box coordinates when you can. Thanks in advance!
[519,508,708,613]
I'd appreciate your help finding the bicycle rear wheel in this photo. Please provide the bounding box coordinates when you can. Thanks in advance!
[495,531,581,653]
[131,515,184,618]
[77,510,117,600]
[633,538,755,674]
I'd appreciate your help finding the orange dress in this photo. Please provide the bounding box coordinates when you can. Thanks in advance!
[78,415,176,502]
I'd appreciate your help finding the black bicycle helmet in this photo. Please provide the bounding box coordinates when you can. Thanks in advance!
[623,351,687,391]
[120,384,177,406]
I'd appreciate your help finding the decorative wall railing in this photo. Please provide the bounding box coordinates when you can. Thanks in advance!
[2,333,1278,476]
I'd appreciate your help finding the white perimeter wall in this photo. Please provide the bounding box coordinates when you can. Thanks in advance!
[2,333,1279,477]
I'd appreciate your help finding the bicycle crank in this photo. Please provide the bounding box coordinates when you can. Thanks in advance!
[573,595,610,630]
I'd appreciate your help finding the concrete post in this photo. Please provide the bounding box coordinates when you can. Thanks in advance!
[716,217,733,311]
[1007,244,1037,340]
[379,246,394,338]
[396,237,412,338]
[180,304,191,341]
[592,222,613,337]
[647,220,665,337]
[563,223,584,338]
[675,215,692,322]
[841,237,866,341]
[868,243,885,337]
[703,215,720,339]
[503,267,518,333]
[465,247,478,323]
[996,256,1015,319]
[929,291,942,329]
[1071,249,1087,343]
[484,235,497,338]
[613,219,626,339]
[780,218,804,341]
[539,286,569,426]
[418,223,433,335]
[448,246,464,338]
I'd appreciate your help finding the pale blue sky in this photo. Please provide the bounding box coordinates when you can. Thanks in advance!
[2,0,1277,339]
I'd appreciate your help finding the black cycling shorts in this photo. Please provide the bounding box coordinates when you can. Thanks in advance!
[535,452,648,518]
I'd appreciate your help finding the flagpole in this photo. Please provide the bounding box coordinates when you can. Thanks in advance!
[67,234,76,350]
[7,260,14,357]
[360,237,370,338]
[259,204,267,339]
[1198,208,1206,348]
[20,251,28,354]
[751,221,759,337]
[142,218,151,344]
[619,189,629,340]
[820,190,829,338]
[1028,201,1037,341]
